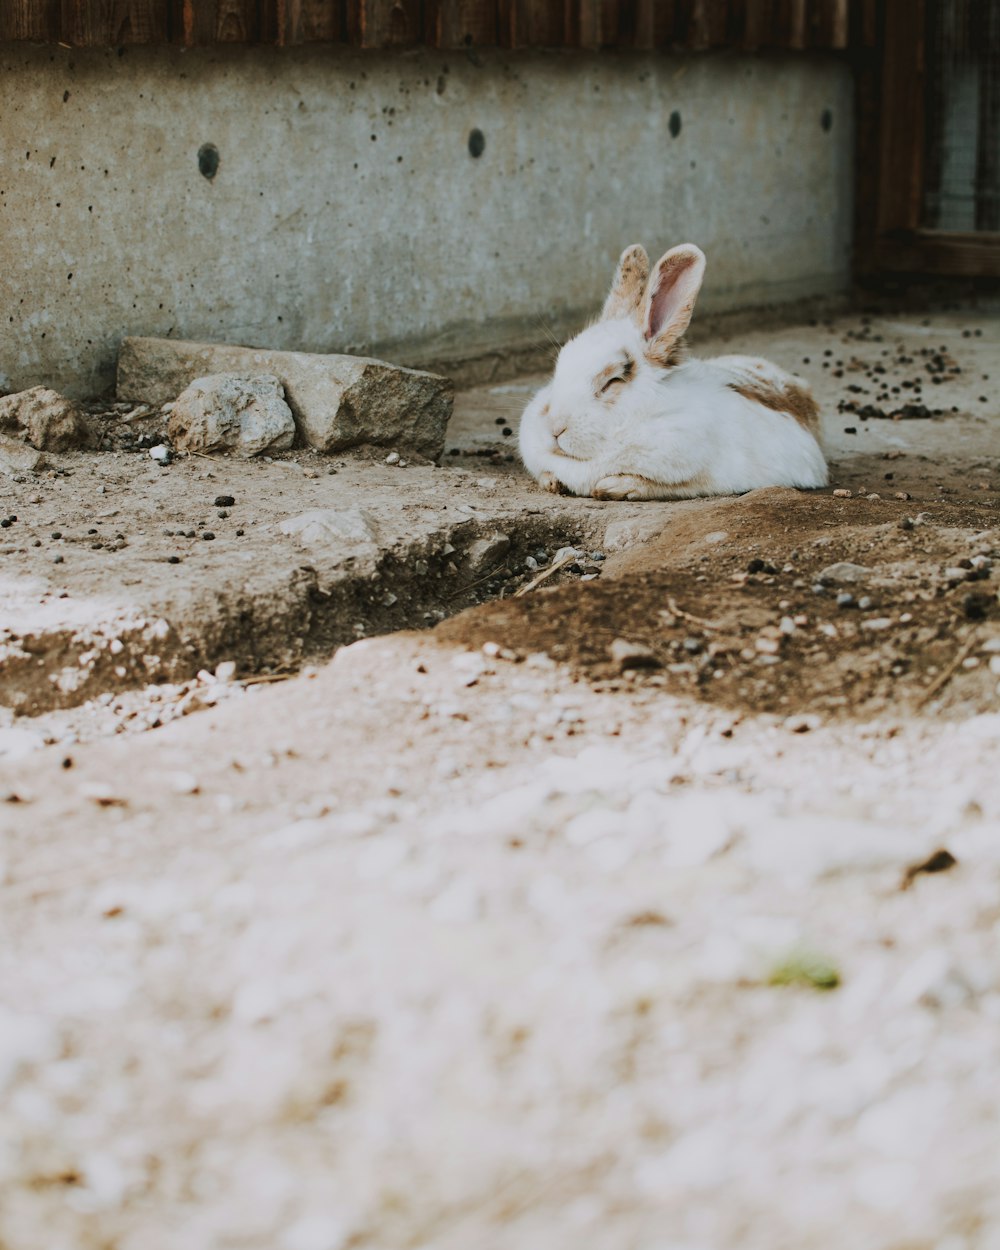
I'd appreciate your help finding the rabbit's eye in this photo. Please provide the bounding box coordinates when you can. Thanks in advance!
[596,355,634,396]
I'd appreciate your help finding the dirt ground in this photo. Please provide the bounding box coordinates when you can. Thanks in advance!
[1,308,999,1250]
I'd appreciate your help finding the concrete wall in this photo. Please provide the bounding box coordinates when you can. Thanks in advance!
[0,44,854,397]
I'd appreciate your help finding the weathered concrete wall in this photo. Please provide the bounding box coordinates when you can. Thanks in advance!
[0,44,853,397]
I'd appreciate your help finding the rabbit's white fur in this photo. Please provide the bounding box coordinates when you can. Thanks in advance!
[519,243,827,501]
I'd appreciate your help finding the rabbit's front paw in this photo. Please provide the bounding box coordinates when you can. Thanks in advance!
[538,471,569,496]
[592,473,654,501]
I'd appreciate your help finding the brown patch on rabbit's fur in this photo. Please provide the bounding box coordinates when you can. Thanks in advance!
[601,244,650,322]
[728,378,820,435]
[594,355,636,394]
[663,337,690,369]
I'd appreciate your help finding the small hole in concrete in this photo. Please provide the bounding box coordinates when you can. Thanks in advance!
[198,143,220,180]
[821,109,833,132]
[468,128,486,158]
[669,111,682,138]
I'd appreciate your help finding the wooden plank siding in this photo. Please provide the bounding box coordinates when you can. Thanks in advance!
[0,0,865,48]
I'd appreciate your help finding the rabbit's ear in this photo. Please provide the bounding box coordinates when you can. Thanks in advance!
[600,244,650,322]
[643,244,706,363]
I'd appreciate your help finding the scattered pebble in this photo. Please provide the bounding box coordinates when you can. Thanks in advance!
[608,638,661,671]
[901,848,958,889]
[79,781,127,807]
[820,562,871,585]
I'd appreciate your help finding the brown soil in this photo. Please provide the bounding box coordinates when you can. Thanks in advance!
[438,486,999,720]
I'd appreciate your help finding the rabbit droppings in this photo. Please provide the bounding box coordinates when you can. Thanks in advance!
[518,243,828,501]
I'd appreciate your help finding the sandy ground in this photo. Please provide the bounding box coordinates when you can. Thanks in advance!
[1,308,999,1249]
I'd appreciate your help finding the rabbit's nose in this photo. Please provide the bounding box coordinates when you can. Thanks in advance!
[551,417,568,440]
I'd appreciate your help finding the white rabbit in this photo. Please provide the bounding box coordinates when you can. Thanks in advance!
[518,242,828,500]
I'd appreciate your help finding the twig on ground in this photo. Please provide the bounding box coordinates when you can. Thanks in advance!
[662,596,724,632]
[918,630,979,707]
[513,554,575,598]
[448,563,511,600]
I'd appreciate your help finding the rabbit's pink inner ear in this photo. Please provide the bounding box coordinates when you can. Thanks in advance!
[644,246,705,361]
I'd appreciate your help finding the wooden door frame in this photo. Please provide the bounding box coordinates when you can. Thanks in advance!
[859,0,1000,278]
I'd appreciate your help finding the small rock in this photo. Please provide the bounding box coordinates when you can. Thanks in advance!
[832,488,852,498]
[602,515,669,553]
[278,507,378,552]
[0,435,45,475]
[214,494,236,507]
[482,641,518,662]
[0,386,89,450]
[861,617,893,631]
[148,444,171,464]
[819,561,871,585]
[463,533,510,576]
[553,546,582,565]
[836,592,856,609]
[79,781,127,807]
[168,373,295,457]
[609,638,661,671]
[385,451,400,465]
[901,847,957,889]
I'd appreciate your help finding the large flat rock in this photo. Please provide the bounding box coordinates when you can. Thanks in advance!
[117,337,453,460]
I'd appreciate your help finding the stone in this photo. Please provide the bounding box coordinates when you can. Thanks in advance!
[118,337,453,460]
[608,637,661,671]
[819,561,871,585]
[0,387,88,450]
[603,515,669,553]
[167,374,295,458]
[278,507,378,553]
[0,435,44,476]
[463,533,511,576]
